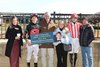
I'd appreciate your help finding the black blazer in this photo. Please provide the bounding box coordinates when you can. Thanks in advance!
[79,24,94,47]
[5,25,23,57]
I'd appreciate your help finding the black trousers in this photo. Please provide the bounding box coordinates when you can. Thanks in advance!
[56,43,68,67]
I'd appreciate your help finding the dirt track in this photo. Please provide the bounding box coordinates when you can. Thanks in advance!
[0,39,100,67]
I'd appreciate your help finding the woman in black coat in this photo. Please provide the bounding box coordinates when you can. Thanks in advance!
[5,16,23,67]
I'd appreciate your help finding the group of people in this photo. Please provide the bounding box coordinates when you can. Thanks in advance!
[5,12,94,67]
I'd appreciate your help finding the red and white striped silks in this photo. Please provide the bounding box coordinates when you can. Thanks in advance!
[68,22,82,38]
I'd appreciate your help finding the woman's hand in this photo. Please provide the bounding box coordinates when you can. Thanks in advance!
[15,36,20,39]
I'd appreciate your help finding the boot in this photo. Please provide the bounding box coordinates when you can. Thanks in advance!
[27,63,30,67]
[70,54,74,67]
[34,63,38,67]
[74,53,77,67]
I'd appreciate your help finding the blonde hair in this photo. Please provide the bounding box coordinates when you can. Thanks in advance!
[63,27,69,33]
[58,20,65,26]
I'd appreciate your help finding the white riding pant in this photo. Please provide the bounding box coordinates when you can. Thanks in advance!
[26,39,39,63]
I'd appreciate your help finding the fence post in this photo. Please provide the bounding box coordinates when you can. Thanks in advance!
[79,13,82,22]
[53,11,56,23]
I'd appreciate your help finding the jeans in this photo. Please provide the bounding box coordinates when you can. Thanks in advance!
[81,46,94,67]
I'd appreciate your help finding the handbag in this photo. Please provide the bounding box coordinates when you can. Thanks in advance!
[63,44,72,51]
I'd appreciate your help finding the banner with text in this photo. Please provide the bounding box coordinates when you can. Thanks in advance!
[30,32,56,44]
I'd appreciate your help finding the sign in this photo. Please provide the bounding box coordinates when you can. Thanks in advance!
[30,32,56,44]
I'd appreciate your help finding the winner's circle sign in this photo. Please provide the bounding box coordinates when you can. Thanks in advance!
[30,32,56,44]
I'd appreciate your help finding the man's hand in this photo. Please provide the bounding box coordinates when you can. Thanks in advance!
[26,33,29,38]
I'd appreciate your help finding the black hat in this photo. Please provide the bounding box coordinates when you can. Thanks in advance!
[30,13,38,18]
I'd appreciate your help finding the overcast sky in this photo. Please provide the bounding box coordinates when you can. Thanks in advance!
[0,0,100,14]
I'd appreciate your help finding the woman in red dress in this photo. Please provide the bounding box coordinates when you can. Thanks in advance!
[5,16,23,67]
